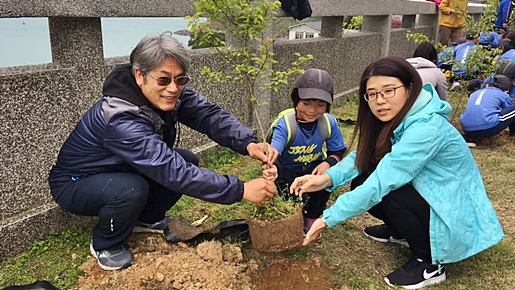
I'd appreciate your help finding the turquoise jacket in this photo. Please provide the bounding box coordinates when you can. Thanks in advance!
[323,84,504,264]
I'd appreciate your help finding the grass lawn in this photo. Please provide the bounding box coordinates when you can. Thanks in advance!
[1,88,514,289]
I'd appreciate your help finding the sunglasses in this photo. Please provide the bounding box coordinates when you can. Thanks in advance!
[145,72,190,86]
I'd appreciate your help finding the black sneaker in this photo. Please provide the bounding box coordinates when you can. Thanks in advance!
[89,241,133,271]
[363,224,409,247]
[133,216,181,242]
[384,257,446,289]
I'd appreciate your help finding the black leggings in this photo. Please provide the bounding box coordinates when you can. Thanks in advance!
[351,175,432,261]
[50,149,198,251]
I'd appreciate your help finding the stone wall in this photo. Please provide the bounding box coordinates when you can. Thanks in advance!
[0,0,485,258]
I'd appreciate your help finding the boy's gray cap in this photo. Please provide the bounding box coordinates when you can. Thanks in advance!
[499,38,512,48]
[496,62,515,78]
[294,68,334,104]
[492,75,511,92]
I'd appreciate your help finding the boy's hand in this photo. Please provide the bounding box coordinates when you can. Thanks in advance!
[311,162,330,175]
[262,164,278,182]
[247,142,279,166]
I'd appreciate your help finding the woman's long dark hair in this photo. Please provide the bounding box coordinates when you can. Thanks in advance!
[351,56,423,174]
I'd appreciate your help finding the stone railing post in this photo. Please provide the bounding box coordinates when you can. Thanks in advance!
[402,15,416,29]
[321,16,344,38]
[418,14,439,42]
[362,15,392,58]
[48,17,105,91]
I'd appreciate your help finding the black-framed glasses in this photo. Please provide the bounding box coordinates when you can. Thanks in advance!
[145,72,190,86]
[364,85,404,102]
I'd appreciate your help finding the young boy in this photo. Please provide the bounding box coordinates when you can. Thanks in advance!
[263,69,347,233]
[461,74,515,147]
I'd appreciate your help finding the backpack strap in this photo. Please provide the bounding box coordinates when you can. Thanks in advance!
[319,113,331,142]
[283,111,298,149]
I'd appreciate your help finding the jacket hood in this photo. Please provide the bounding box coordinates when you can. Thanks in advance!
[406,83,451,121]
[406,57,438,70]
[102,64,154,108]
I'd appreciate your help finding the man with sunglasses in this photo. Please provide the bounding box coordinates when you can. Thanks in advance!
[48,32,279,271]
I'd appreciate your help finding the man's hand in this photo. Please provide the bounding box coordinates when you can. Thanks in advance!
[290,174,332,196]
[243,178,278,204]
[247,142,279,166]
[262,164,278,182]
[302,218,326,245]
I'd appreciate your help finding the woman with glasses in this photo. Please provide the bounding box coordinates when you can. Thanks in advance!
[48,32,279,271]
[290,56,503,289]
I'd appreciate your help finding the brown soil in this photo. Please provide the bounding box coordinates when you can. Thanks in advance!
[75,232,332,290]
[248,208,304,253]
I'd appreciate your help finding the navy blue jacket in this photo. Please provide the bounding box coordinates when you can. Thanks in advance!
[49,64,257,204]
[494,0,514,28]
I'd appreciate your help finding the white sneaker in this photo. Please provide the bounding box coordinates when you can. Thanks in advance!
[450,81,461,91]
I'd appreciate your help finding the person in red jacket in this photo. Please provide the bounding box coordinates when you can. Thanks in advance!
[427,0,442,7]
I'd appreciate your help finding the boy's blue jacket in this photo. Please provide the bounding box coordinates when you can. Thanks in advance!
[322,84,504,264]
[270,113,346,168]
[461,86,514,131]
[478,31,501,48]
[494,0,514,28]
[452,42,478,77]
[498,49,515,63]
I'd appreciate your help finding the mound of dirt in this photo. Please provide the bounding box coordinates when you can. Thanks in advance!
[77,235,256,290]
[75,233,333,290]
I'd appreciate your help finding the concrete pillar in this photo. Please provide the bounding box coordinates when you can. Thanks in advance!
[418,14,439,42]
[362,15,392,57]
[321,16,344,38]
[402,15,416,29]
[48,17,104,69]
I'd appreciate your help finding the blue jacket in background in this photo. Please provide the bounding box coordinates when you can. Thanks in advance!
[498,49,515,63]
[321,84,504,264]
[453,41,478,77]
[478,31,501,48]
[461,86,514,131]
[494,0,514,28]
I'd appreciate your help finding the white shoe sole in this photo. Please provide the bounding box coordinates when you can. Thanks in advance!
[132,226,164,234]
[89,242,131,271]
[384,272,446,289]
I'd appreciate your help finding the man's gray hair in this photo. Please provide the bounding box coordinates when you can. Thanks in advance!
[130,31,191,74]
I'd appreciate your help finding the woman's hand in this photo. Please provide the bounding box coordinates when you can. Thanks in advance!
[303,218,326,245]
[262,164,278,182]
[290,174,332,196]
